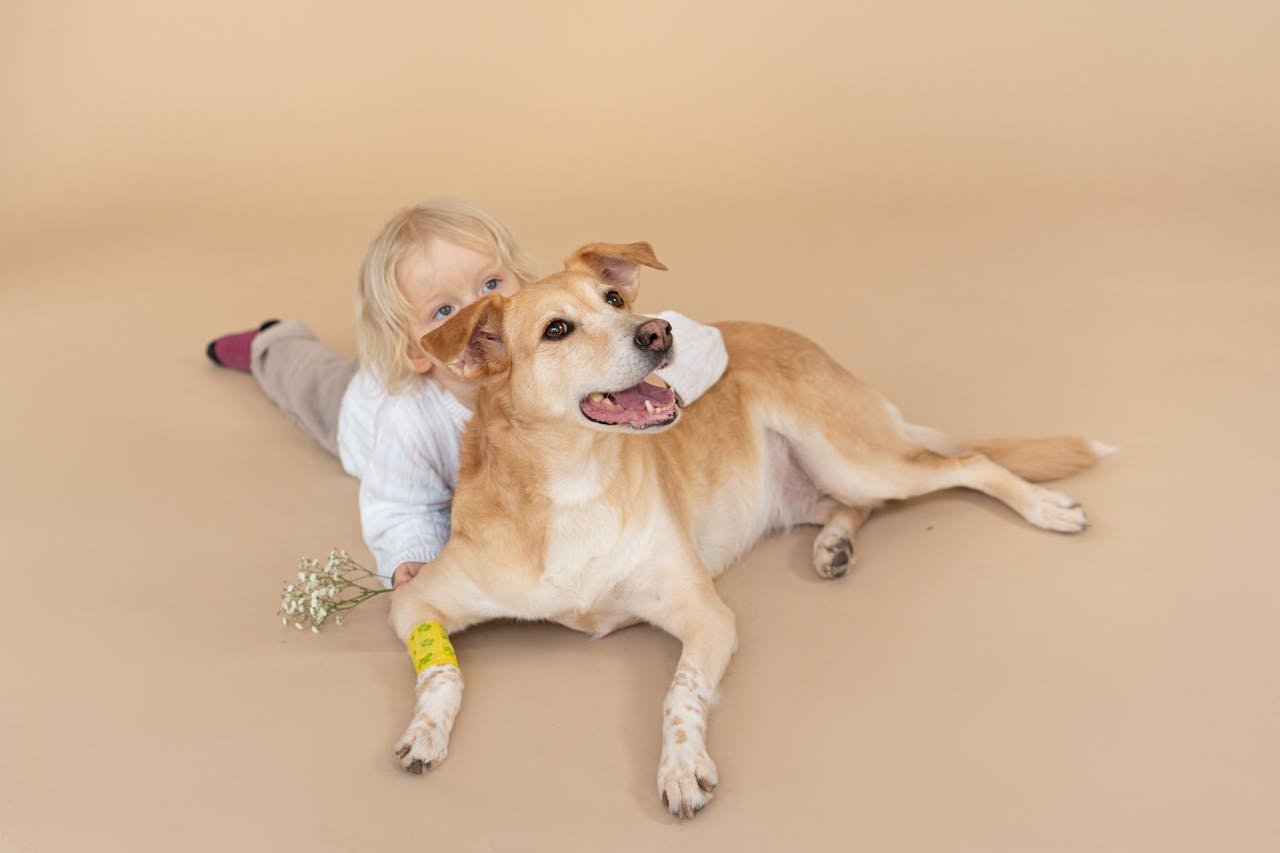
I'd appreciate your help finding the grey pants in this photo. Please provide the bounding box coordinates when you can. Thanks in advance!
[250,321,358,457]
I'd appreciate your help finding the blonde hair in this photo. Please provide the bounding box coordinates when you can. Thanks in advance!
[355,199,536,393]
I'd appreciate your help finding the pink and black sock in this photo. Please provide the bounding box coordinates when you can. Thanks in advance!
[205,319,280,372]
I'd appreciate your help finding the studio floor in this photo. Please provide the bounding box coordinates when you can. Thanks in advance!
[3,2,1278,851]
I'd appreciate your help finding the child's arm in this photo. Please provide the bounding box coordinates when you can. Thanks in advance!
[653,310,729,406]
[357,405,456,589]
[358,475,451,589]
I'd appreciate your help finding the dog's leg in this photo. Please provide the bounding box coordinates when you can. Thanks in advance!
[395,657,464,775]
[800,437,1088,533]
[636,572,737,818]
[387,559,498,775]
[892,450,1088,532]
[807,500,873,579]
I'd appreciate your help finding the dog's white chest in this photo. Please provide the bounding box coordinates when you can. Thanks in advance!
[540,501,641,610]
[538,466,654,611]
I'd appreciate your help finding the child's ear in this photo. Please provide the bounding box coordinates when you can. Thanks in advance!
[563,241,667,305]
[419,294,509,380]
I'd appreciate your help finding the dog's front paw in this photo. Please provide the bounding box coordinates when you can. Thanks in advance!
[657,748,718,818]
[1022,488,1088,533]
[812,531,856,579]
[394,717,450,775]
[394,664,463,775]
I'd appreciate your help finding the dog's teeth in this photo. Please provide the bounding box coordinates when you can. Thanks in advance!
[644,400,655,413]
[589,393,604,403]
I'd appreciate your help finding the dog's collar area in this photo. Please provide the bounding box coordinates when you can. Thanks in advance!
[580,374,679,430]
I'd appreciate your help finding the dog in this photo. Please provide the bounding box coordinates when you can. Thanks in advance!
[389,241,1110,818]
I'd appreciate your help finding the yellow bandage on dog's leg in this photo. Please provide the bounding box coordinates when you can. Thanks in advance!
[406,621,459,675]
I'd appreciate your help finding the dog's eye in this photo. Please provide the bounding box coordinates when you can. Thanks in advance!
[604,290,625,309]
[543,320,574,340]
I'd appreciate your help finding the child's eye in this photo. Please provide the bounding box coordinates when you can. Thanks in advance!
[433,305,454,320]
[481,278,501,293]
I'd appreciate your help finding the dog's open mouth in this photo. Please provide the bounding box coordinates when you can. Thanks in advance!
[580,375,679,430]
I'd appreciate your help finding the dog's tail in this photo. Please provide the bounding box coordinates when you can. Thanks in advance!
[904,424,1117,482]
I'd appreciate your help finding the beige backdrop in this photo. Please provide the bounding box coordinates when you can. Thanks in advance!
[3,2,1278,851]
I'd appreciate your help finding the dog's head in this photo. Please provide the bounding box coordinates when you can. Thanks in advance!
[419,241,681,433]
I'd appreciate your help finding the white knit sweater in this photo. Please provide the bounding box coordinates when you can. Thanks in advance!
[336,311,728,586]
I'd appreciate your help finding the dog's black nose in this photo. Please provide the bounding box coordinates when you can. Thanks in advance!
[633,319,673,353]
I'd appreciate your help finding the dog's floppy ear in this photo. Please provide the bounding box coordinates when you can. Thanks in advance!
[419,294,509,380]
[563,242,668,304]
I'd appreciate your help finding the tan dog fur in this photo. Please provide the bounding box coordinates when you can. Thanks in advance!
[389,242,1109,817]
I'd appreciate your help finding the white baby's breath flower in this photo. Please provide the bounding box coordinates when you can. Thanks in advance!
[277,547,388,634]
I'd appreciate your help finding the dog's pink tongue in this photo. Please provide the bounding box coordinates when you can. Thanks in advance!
[608,379,677,428]
[613,380,675,410]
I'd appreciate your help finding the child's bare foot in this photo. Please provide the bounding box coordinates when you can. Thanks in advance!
[205,319,279,372]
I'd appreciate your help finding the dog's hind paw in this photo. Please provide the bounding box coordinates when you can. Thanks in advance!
[1022,488,1088,534]
[657,750,718,818]
[812,532,856,579]
[394,720,450,774]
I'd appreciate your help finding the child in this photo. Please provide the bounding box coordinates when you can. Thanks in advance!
[207,199,728,589]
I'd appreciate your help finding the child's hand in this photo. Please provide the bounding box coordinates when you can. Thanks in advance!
[393,562,425,589]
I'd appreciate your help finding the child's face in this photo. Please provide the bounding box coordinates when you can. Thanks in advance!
[400,237,523,373]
